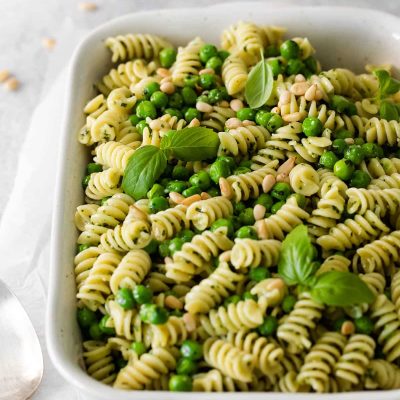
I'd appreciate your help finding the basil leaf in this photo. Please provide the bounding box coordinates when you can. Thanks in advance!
[161,127,219,161]
[374,69,400,97]
[278,225,317,286]
[245,54,274,109]
[122,145,167,200]
[310,271,375,307]
[380,100,399,121]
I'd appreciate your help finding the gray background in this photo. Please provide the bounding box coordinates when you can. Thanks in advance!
[1,0,400,217]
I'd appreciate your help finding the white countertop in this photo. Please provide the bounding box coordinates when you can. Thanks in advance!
[0,0,400,217]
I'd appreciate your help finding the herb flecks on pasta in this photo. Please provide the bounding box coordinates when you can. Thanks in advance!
[74,21,400,393]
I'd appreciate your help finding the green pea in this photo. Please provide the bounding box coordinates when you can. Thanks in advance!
[184,75,199,88]
[286,59,304,76]
[199,44,219,63]
[304,56,318,73]
[181,340,203,360]
[280,40,300,60]
[177,358,198,375]
[130,341,147,356]
[89,323,103,340]
[169,237,185,254]
[77,243,90,253]
[319,151,339,170]
[249,266,270,282]
[265,45,280,57]
[354,316,374,335]
[116,288,136,310]
[136,120,149,135]
[235,226,258,239]
[344,145,365,165]
[332,138,348,155]
[362,143,384,159]
[150,91,169,109]
[172,166,190,181]
[334,129,353,140]
[233,201,246,215]
[136,100,157,119]
[82,174,91,188]
[115,357,127,370]
[354,138,365,146]
[182,186,201,197]
[169,375,193,392]
[331,95,356,116]
[302,117,323,137]
[170,309,184,317]
[282,295,297,313]
[218,50,230,61]
[211,218,234,237]
[290,193,306,208]
[148,305,169,325]
[234,166,251,175]
[168,92,183,109]
[266,114,283,131]
[133,285,153,305]
[159,241,170,258]
[164,108,183,119]
[178,229,196,243]
[189,171,211,190]
[258,316,278,336]
[144,239,159,255]
[239,208,255,225]
[77,307,97,329]
[255,193,274,211]
[181,86,197,106]
[242,291,257,301]
[87,162,102,174]
[229,215,241,231]
[271,200,285,214]
[99,315,115,336]
[199,73,216,89]
[333,317,347,332]
[147,183,165,199]
[349,170,371,188]
[144,82,160,98]
[224,295,241,306]
[237,107,256,121]
[159,48,177,68]
[255,110,273,128]
[184,107,200,123]
[206,56,223,72]
[165,180,188,194]
[219,87,229,101]
[217,156,236,170]
[209,160,231,184]
[267,58,283,77]
[149,196,169,213]
[208,88,224,104]
[207,186,220,197]
[271,182,292,201]
[333,159,355,181]
[129,114,141,126]
[100,197,110,206]
[197,94,209,104]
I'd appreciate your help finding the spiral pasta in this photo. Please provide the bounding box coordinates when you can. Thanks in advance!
[74,246,103,289]
[360,117,400,146]
[201,105,236,132]
[186,196,233,231]
[391,270,400,318]
[193,369,252,391]
[368,173,400,190]
[94,141,135,173]
[289,163,320,196]
[203,337,254,382]
[360,157,400,178]
[365,359,400,390]
[85,169,122,201]
[82,341,116,384]
[316,255,350,276]
[150,205,189,241]
[222,54,248,95]
[151,316,188,347]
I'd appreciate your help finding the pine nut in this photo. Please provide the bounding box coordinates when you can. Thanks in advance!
[4,77,19,91]
[341,321,355,336]
[294,74,306,82]
[199,68,214,75]
[262,174,276,193]
[264,278,285,291]
[290,82,310,96]
[282,112,304,122]
[219,250,232,262]
[164,257,173,264]
[160,82,175,95]
[188,118,200,127]
[304,84,317,101]
[156,68,170,78]
[315,89,324,101]
[169,192,184,204]
[225,117,242,129]
[0,69,10,83]
[279,90,291,106]
[183,313,197,332]
[255,220,269,239]
[277,157,296,175]
[276,173,290,183]
[200,192,211,200]
[230,99,244,112]
[149,119,162,130]
[345,138,355,145]
[253,204,266,221]
[196,101,213,113]
[271,106,280,114]
[182,194,202,206]
[219,177,233,199]
[217,100,229,108]
[78,2,97,11]
[242,120,256,127]
[165,295,183,310]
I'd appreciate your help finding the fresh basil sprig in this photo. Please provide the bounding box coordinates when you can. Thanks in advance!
[245,52,274,109]
[122,127,219,199]
[278,224,374,307]
[374,69,400,98]
[380,100,399,121]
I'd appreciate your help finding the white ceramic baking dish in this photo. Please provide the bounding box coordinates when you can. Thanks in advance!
[47,3,400,399]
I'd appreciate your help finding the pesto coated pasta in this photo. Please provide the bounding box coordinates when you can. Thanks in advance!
[74,21,400,393]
